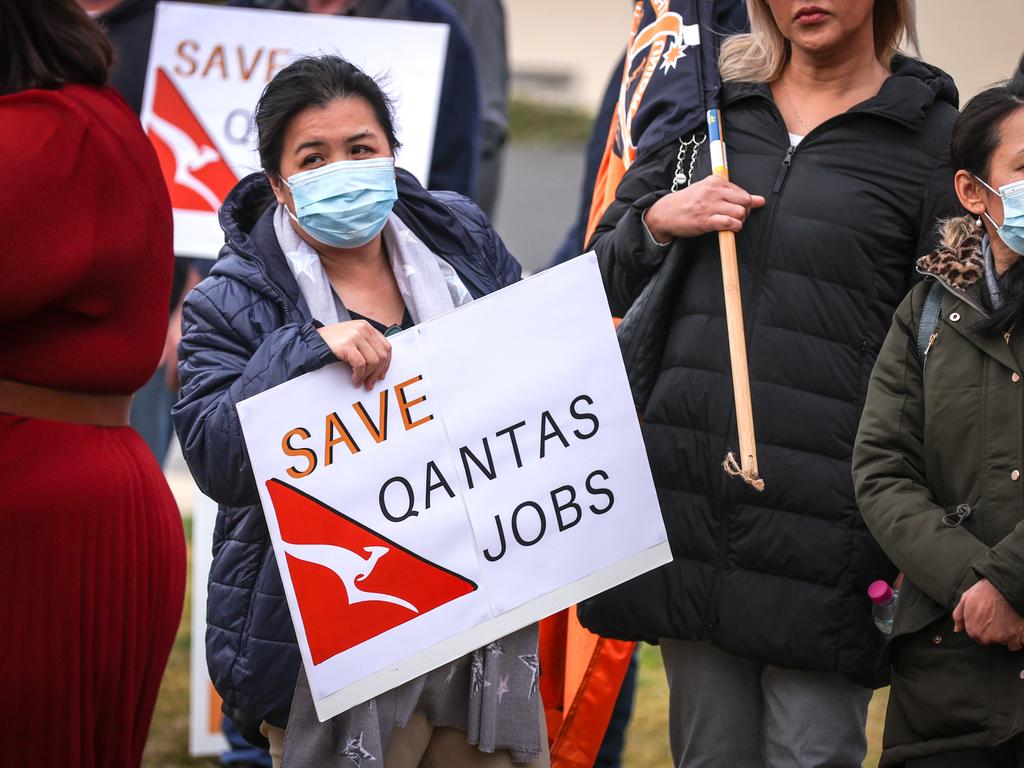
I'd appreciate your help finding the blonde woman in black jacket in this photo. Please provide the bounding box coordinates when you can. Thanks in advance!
[580,1,960,765]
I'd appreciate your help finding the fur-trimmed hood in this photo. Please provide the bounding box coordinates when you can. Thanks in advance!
[916,216,985,291]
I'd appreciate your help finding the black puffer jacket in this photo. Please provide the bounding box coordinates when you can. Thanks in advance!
[579,57,960,687]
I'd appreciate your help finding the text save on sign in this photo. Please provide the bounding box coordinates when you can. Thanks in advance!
[236,254,670,722]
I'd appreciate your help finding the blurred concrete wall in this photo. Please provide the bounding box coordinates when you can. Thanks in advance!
[505,0,1024,112]
[916,0,1023,102]
[506,0,632,108]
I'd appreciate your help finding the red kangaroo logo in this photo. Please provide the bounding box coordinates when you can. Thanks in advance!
[267,479,477,665]
[145,67,238,212]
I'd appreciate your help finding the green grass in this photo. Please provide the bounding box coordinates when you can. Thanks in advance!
[508,99,594,145]
[142,522,887,766]
[142,517,215,768]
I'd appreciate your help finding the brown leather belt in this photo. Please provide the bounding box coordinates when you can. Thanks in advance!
[0,379,133,426]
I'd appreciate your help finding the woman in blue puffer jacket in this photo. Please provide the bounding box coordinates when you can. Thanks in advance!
[172,55,546,768]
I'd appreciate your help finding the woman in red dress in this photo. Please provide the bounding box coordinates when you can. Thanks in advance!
[0,1,186,765]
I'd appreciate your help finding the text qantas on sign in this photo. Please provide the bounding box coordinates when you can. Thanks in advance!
[280,384,611,560]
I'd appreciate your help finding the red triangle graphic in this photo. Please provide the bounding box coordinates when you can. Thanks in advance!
[266,479,478,665]
[145,67,238,212]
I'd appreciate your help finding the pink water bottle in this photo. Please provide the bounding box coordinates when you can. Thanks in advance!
[868,580,897,637]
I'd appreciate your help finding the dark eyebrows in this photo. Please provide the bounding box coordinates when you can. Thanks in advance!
[294,139,327,155]
[345,130,376,144]
[292,131,379,155]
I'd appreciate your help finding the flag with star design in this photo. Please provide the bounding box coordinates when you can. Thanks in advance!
[585,0,744,240]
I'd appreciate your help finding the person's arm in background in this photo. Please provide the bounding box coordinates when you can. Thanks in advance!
[164,261,203,389]
[409,0,481,197]
[441,0,508,216]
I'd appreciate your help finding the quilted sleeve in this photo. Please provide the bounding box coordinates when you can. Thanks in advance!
[171,276,337,507]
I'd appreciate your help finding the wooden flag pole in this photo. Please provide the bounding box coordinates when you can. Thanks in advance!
[707,108,765,491]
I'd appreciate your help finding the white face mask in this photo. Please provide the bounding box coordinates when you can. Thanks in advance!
[975,175,1024,256]
[283,157,397,249]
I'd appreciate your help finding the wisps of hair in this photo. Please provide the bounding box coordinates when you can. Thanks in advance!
[720,0,918,84]
[255,54,401,176]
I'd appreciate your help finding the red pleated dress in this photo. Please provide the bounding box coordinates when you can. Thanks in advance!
[0,84,186,766]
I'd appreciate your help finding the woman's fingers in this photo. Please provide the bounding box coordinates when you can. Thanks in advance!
[952,597,965,632]
[719,183,757,207]
[378,337,393,385]
[358,327,393,390]
[707,214,745,233]
[709,183,762,229]
[353,335,383,389]
[339,345,367,386]
[716,201,750,223]
[319,320,394,389]
[642,177,766,239]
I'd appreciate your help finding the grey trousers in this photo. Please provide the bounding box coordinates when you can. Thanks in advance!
[660,639,872,768]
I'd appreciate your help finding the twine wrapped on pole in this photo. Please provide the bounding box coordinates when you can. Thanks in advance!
[707,108,764,492]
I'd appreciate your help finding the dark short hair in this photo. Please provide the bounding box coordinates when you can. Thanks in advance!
[953,80,1024,336]
[0,0,113,95]
[255,55,401,176]
[1012,52,1024,93]
[950,82,1024,181]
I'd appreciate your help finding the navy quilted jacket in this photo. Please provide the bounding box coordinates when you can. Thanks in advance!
[171,170,520,729]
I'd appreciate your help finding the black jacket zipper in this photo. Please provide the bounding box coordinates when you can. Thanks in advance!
[706,123,795,636]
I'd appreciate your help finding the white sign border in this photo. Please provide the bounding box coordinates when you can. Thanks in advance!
[312,540,671,721]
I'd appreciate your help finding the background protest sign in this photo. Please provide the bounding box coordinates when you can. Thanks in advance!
[140,1,448,258]
[188,494,228,756]
[236,255,670,722]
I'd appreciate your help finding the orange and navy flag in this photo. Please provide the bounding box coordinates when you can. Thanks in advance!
[585,0,734,243]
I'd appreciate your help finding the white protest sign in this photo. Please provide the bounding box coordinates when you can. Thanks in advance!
[140,2,447,258]
[188,492,228,757]
[236,255,670,722]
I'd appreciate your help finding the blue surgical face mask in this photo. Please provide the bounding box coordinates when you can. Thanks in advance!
[975,174,1024,256]
[284,157,398,249]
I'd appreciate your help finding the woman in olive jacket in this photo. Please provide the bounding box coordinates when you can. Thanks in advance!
[853,83,1024,767]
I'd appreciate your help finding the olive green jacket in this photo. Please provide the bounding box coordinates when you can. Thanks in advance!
[853,217,1024,766]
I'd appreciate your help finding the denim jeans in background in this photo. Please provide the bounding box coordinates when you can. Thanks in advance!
[221,715,272,768]
[129,365,177,466]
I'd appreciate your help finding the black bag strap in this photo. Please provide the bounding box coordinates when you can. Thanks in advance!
[916,280,945,363]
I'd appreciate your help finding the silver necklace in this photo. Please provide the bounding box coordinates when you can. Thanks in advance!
[781,78,811,134]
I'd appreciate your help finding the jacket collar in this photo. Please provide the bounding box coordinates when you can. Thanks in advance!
[916,216,986,294]
[723,56,959,132]
[917,216,1022,372]
[213,169,497,318]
